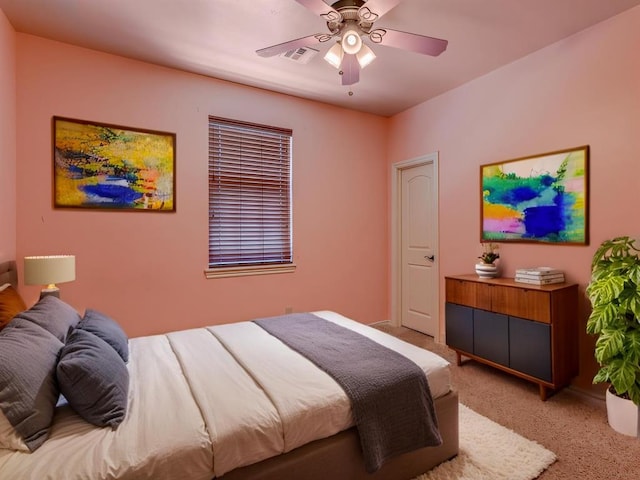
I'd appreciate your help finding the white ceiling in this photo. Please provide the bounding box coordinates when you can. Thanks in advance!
[2,0,639,117]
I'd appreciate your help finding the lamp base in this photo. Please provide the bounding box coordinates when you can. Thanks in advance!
[39,288,60,300]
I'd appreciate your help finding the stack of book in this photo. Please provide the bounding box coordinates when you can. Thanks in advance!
[514,267,565,285]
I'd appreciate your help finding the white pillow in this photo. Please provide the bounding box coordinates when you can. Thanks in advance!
[0,283,11,293]
[0,409,29,452]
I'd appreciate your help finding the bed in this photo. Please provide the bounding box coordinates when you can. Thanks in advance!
[0,260,459,480]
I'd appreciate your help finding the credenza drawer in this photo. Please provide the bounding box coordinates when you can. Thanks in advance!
[491,286,551,323]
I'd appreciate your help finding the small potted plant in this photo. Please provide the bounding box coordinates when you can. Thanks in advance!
[586,236,640,437]
[475,243,500,278]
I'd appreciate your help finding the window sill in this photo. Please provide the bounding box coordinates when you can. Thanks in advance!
[204,263,297,279]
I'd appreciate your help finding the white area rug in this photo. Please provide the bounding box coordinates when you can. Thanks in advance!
[416,405,556,480]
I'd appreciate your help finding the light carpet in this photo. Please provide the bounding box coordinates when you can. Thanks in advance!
[415,405,557,480]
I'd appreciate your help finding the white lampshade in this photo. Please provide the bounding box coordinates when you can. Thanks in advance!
[24,255,76,297]
[356,44,376,68]
[341,26,362,55]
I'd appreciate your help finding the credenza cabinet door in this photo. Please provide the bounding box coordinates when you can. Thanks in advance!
[445,303,473,354]
[473,310,509,367]
[509,316,552,382]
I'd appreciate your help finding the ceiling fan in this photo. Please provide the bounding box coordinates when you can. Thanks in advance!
[256,0,448,86]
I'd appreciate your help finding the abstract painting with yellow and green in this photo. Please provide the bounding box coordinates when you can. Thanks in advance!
[481,147,587,243]
[54,118,175,211]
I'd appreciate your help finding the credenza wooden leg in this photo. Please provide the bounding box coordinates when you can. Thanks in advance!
[539,384,549,401]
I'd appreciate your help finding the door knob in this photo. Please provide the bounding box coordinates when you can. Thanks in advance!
[425,255,435,261]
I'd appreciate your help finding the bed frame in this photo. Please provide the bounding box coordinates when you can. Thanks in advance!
[220,389,459,480]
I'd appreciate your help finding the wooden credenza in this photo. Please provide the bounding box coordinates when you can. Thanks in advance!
[445,274,579,400]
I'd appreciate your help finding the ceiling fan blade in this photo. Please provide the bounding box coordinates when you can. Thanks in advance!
[295,0,341,21]
[371,28,448,56]
[358,0,402,19]
[256,34,330,58]
[340,53,360,86]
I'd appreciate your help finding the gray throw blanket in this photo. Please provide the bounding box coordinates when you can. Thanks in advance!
[254,313,442,473]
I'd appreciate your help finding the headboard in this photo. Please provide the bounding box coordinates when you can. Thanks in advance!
[0,260,18,287]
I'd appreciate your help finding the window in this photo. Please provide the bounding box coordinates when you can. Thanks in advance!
[207,116,294,278]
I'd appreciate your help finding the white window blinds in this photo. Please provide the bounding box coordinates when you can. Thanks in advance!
[208,116,292,268]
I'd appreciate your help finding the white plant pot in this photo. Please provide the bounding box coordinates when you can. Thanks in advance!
[475,262,498,278]
[606,388,639,437]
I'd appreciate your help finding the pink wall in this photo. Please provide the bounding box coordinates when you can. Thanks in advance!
[388,6,640,392]
[15,35,390,337]
[0,9,16,261]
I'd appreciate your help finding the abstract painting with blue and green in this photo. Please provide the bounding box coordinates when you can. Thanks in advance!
[481,146,588,244]
[54,117,175,211]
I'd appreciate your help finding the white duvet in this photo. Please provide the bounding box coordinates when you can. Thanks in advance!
[0,311,450,479]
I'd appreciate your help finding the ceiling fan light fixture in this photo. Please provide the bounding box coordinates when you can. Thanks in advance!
[341,26,362,55]
[324,42,344,69]
[256,1,449,88]
[356,44,376,68]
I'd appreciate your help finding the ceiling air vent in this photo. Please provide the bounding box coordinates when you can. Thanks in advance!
[279,46,319,64]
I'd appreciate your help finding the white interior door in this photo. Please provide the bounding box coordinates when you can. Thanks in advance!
[400,161,438,336]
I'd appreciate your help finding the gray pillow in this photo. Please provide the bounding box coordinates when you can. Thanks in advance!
[57,329,129,428]
[0,318,63,451]
[78,309,129,362]
[16,296,81,343]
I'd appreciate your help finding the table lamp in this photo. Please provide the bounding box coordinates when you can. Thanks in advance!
[24,255,76,299]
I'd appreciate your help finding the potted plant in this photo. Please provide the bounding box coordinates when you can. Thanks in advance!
[586,236,640,437]
[475,243,500,278]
